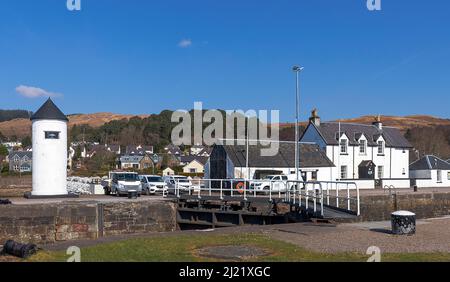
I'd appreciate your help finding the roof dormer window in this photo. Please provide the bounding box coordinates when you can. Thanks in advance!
[340,139,348,154]
[359,140,367,155]
[377,140,385,155]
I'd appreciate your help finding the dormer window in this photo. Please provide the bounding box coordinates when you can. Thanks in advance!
[340,139,348,154]
[377,140,385,155]
[359,140,367,155]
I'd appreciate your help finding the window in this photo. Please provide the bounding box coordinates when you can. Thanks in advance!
[340,166,348,179]
[447,172,450,181]
[340,139,348,154]
[437,170,442,183]
[190,168,196,173]
[359,140,366,155]
[377,141,384,155]
[311,171,318,181]
[13,165,19,171]
[402,168,406,175]
[378,166,384,179]
[13,156,20,162]
[45,131,60,139]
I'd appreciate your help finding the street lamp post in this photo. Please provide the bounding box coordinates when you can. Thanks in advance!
[292,66,304,182]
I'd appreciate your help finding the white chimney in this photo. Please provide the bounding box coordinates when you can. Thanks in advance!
[373,115,383,130]
[309,108,321,127]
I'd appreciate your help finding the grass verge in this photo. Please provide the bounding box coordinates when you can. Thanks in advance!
[25,233,450,262]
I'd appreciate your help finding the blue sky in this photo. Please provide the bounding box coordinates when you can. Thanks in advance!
[0,0,449,122]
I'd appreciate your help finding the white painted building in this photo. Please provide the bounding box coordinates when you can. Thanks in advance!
[162,167,175,176]
[300,110,412,189]
[30,99,69,196]
[410,155,450,188]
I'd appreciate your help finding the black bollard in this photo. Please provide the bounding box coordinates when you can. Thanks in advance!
[2,240,38,258]
[391,211,416,235]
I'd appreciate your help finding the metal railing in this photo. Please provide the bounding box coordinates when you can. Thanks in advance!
[166,178,360,216]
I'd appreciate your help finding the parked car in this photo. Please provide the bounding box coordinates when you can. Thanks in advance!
[250,175,289,194]
[163,175,193,194]
[139,175,168,195]
[101,171,143,196]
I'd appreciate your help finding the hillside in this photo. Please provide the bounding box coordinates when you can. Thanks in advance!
[334,115,450,131]
[0,110,32,123]
[1,113,449,140]
[0,112,150,138]
[279,115,450,131]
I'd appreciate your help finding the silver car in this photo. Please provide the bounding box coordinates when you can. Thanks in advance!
[139,175,168,195]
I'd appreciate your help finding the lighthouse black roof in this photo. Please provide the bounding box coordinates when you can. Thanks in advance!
[30,98,69,122]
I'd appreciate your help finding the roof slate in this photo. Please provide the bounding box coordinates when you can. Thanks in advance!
[30,98,68,122]
[217,143,335,168]
[410,155,450,170]
[308,122,412,148]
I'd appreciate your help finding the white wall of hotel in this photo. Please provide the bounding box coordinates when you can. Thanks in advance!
[32,119,68,196]
[411,169,450,188]
[301,126,410,189]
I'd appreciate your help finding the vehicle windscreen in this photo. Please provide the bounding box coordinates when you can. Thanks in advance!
[116,174,139,181]
[175,177,189,183]
[147,176,164,182]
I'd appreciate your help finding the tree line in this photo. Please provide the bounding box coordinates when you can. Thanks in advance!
[0,110,32,122]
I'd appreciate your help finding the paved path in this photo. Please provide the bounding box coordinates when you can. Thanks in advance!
[266,216,450,254]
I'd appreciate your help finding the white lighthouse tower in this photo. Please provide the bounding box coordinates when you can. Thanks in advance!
[29,98,69,197]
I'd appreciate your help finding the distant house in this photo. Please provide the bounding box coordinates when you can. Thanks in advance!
[164,144,182,156]
[410,155,450,188]
[125,145,153,155]
[179,155,208,166]
[2,142,22,149]
[163,167,175,176]
[206,143,335,181]
[8,151,32,173]
[183,157,208,174]
[119,154,153,170]
[190,144,205,156]
[197,147,212,157]
[84,144,121,158]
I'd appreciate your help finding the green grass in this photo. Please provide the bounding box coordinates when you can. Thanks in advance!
[27,233,450,262]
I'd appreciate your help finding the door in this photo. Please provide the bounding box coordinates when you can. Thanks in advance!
[272,176,281,192]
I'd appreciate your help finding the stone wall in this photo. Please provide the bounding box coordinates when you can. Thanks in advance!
[0,175,32,197]
[0,200,176,244]
[345,191,450,222]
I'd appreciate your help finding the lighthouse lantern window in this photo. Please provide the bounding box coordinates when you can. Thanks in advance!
[45,131,60,140]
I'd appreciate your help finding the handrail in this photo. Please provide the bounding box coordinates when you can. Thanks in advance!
[167,178,360,217]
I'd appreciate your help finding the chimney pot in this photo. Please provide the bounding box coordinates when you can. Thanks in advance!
[310,108,321,127]
[373,115,382,130]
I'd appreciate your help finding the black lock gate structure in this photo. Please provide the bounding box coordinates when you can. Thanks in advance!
[165,179,360,229]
